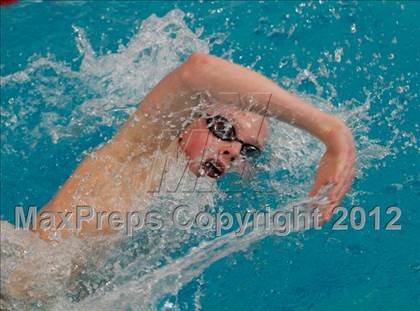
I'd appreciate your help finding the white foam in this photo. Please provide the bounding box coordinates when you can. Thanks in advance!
[0,7,415,310]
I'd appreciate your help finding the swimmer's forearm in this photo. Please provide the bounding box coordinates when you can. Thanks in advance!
[117,52,349,155]
[181,53,348,147]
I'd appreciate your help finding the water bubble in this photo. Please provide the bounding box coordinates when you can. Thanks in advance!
[396,85,409,93]
[279,57,288,69]
[334,47,343,63]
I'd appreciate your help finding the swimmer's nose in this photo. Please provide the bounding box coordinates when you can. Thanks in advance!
[219,141,242,164]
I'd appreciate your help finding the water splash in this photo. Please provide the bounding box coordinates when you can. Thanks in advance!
[58,188,331,311]
[1,9,209,148]
[0,6,416,311]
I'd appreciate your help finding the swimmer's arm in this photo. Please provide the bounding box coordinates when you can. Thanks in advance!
[117,52,354,220]
[178,53,347,147]
[115,52,347,149]
[179,53,355,221]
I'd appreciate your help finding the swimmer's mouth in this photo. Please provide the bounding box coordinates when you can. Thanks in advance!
[202,160,225,178]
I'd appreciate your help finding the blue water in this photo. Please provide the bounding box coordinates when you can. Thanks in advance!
[1,1,419,310]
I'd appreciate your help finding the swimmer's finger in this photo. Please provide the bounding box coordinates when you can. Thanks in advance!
[320,167,355,225]
[329,175,345,203]
[332,173,354,211]
[336,167,356,203]
[319,203,335,223]
[330,153,355,202]
[327,166,355,223]
[309,182,321,197]
[331,165,350,201]
[335,159,355,201]
[308,174,327,197]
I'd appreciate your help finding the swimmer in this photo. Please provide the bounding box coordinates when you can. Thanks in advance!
[33,53,356,241]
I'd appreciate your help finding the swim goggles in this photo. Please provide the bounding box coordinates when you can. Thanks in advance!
[205,115,262,161]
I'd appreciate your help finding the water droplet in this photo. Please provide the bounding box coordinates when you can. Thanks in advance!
[334,47,343,63]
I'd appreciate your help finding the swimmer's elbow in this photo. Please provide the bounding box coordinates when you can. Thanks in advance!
[186,52,212,67]
[181,52,213,85]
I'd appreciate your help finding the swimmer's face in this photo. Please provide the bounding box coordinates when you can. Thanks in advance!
[178,107,269,178]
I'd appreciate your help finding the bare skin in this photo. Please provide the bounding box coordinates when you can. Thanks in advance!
[35,52,356,241]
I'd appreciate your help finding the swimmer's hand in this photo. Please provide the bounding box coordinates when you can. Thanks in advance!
[309,124,356,222]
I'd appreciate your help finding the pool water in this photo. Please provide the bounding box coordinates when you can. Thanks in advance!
[1,1,419,310]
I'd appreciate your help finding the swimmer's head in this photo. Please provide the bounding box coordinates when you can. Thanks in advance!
[178,105,269,178]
